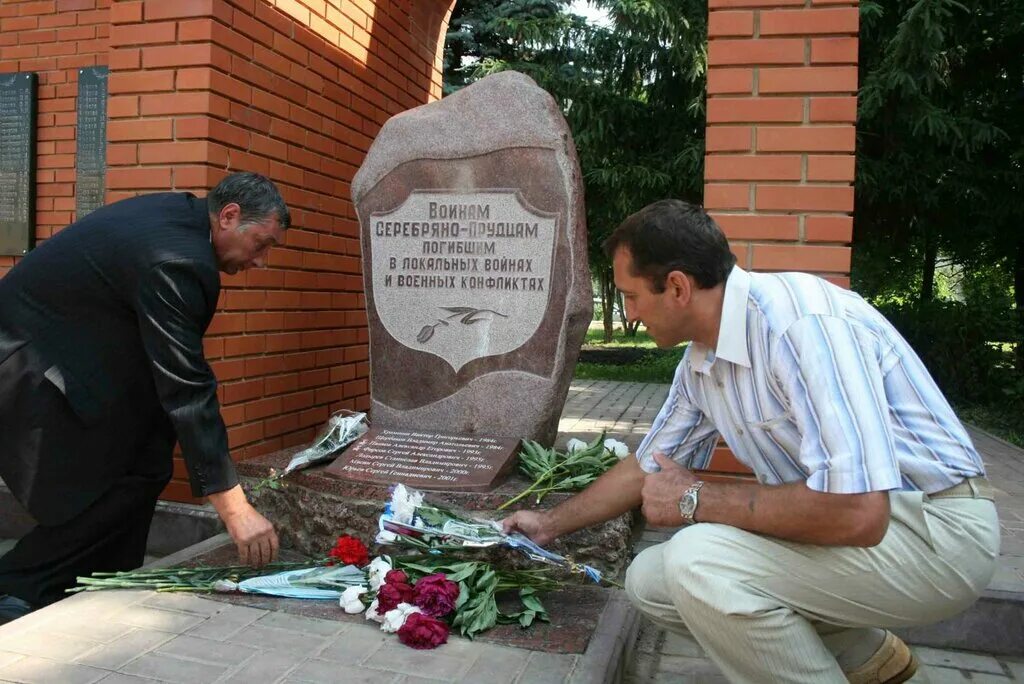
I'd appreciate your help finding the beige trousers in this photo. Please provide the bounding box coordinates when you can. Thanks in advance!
[624,492,1000,683]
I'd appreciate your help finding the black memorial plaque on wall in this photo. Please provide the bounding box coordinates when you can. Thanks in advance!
[76,67,108,220]
[0,72,37,256]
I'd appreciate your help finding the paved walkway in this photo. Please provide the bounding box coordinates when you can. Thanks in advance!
[1,380,1022,683]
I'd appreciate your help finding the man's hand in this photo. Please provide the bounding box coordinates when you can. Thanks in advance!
[208,485,279,567]
[641,452,700,527]
[502,509,558,547]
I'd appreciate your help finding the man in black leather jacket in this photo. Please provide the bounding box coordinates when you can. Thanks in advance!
[0,172,289,622]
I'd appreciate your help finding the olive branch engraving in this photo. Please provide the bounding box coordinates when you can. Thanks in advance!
[417,307,509,343]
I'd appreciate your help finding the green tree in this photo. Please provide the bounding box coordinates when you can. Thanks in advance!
[450,0,709,340]
[854,0,1024,372]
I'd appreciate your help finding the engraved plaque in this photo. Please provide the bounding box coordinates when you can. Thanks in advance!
[325,427,520,492]
[76,67,108,219]
[0,72,36,256]
[370,190,557,372]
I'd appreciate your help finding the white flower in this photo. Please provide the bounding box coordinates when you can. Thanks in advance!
[212,579,238,593]
[340,585,368,614]
[381,602,421,633]
[604,438,629,459]
[365,599,384,623]
[391,484,424,525]
[367,556,393,591]
[566,438,588,454]
[375,529,398,545]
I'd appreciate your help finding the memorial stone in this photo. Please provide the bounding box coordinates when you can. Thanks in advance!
[0,73,36,256]
[75,67,108,219]
[348,71,591,450]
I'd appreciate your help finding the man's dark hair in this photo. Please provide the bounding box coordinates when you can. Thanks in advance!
[207,172,290,229]
[603,199,735,292]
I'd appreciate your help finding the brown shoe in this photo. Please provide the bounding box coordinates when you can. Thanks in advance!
[844,631,918,684]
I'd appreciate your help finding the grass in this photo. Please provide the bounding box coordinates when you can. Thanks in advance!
[574,324,685,383]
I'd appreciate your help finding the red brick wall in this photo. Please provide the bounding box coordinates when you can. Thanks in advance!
[0,0,111,274]
[701,0,858,478]
[1,0,454,502]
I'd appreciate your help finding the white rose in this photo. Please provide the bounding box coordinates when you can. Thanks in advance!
[565,438,588,454]
[391,484,424,525]
[604,438,629,459]
[381,602,421,633]
[339,585,368,614]
[365,598,384,623]
[367,556,393,591]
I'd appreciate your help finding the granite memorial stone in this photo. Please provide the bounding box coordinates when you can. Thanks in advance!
[349,71,591,446]
[0,72,36,256]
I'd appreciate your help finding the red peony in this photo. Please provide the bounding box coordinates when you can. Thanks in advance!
[398,612,449,649]
[412,573,460,618]
[376,581,415,613]
[384,569,409,585]
[327,535,369,567]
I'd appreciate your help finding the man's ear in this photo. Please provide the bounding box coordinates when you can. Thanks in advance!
[217,202,241,232]
[664,270,693,306]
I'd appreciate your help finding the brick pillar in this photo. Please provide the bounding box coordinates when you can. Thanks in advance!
[704,0,858,289]
[700,1,858,479]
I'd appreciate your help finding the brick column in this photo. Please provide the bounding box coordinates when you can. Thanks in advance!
[704,0,858,288]
[700,1,858,479]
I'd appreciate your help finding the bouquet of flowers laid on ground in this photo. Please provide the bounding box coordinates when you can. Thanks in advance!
[499,433,630,510]
[377,484,611,585]
[252,409,369,493]
[70,532,562,649]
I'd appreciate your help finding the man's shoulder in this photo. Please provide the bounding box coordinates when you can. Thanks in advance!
[748,271,859,334]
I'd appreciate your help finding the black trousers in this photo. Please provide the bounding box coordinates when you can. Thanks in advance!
[0,467,169,606]
[0,342,174,607]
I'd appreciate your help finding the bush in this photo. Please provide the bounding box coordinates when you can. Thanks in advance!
[877,300,1017,403]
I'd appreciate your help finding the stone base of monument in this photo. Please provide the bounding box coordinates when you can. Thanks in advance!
[237,446,636,583]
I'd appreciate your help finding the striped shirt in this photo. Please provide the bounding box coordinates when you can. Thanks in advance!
[636,266,985,494]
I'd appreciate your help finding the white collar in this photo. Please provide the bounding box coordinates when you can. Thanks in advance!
[688,265,751,374]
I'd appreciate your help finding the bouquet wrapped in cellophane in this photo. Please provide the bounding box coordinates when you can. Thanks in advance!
[376,484,606,584]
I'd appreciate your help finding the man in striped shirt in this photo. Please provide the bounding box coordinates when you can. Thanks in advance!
[503,200,999,684]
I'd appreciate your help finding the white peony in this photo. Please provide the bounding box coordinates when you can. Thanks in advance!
[365,598,384,623]
[366,556,393,591]
[339,585,368,614]
[604,438,629,459]
[565,438,588,454]
[390,484,424,525]
[381,602,421,633]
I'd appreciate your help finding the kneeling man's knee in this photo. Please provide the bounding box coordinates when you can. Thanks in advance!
[625,544,663,606]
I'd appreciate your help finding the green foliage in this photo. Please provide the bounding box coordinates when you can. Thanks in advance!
[854,0,1024,338]
[877,299,1016,403]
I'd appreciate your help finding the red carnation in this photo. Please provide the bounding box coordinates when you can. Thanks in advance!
[384,569,409,585]
[398,612,449,649]
[327,535,369,567]
[412,573,460,618]
[376,581,415,614]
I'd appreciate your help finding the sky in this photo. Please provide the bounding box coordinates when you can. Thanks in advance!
[569,0,612,27]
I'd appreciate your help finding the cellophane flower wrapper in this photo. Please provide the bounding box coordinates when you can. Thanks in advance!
[377,484,604,584]
[283,409,369,475]
[235,564,367,600]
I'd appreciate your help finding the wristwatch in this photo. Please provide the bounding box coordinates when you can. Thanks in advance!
[678,481,705,525]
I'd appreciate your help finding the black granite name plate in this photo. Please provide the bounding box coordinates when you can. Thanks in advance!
[76,67,107,220]
[325,427,520,492]
[0,72,36,256]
